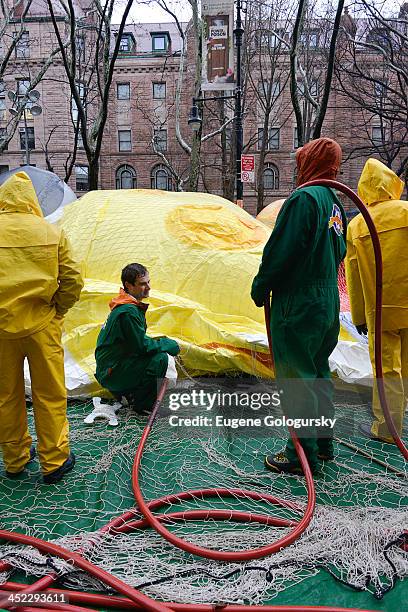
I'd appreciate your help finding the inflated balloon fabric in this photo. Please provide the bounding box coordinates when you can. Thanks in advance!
[256,199,286,229]
[60,190,277,395]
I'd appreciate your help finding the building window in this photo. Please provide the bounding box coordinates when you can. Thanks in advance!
[116,164,137,189]
[269,127,280,149]
[257,80,280,100]
[309,31,319,48]
[257,29,284,49]
[154,128,167,152]
[19,127,35,150]
[0,164,9,175]
[75,35,85,61]
[0,93,6,121]
[117,82,130,100]
[118,129,132,152]
[269,30,283,47]
[310,80,319,97]
[258,127,280,150]
[374,81,386,98]
[297,79,319,98]
[293,127,299,149]
[75,165,89,191]
[119,34,134,53]
[71,82,86,122]
[225,126,232,147]
[153,82,166,99]
[292,166,298,188]
[372,125,385,145]
[258,30,270,48]
[151,33,168,53]
[366,28,389,48]
[151,164,173,190]
[76,130,84,149]
[0,128,8,150]
[15,31,30,58]
[263,164,279,190]
[17,79,30,96]
[300,30,319,48]
[16,79,36,118]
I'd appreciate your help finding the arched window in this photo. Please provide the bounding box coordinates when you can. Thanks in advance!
[263,164,279,191]
[150,164,173,191]
[116,164,137,189]
[366,28,390,49]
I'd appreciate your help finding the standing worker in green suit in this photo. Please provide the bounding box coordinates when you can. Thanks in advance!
[251,138,347,473]
[95,263,180,412]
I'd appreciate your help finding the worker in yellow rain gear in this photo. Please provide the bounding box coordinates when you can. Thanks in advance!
[346,158,408,443]
[0,172,83,483]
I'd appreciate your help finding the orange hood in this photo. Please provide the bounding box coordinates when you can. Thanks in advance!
[109,288,148,312]
[296,137,342,187]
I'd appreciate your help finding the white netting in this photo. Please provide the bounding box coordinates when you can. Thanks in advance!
[0,386,407,605]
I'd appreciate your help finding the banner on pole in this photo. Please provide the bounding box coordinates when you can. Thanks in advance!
[241,154,255,183]
[201,0,235,91]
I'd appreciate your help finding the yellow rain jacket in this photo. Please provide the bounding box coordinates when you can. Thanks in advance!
[0,172,83,338]
[346,159,408,331]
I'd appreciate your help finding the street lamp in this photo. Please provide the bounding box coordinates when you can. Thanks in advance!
[187,104,202,132]
[8,88,42,165]
[234,0,244,206]
[188,0,244,206]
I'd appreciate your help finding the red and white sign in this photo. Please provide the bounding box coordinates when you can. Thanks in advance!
[241,155,255,183]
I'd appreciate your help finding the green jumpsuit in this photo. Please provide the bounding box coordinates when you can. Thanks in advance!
[251,186,347,469]
[95,303,179,411]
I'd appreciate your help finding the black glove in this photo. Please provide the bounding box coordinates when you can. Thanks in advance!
[253,296,266,308]
[356,324,368,336]
[251,288,266,308]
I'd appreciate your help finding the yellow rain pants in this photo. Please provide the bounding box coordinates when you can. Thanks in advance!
[0,317,69,475]
[368,329,408,442]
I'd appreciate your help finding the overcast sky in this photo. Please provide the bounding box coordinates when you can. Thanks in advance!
[112,0,192,24]
[113,0,407,23]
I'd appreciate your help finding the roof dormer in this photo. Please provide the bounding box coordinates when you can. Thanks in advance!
[151,32,171,54]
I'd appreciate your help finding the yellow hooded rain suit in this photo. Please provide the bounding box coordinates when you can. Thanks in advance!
[345,159,408,442]
[0,172,83,474]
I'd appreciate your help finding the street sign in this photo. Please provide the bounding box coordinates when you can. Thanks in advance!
[241,154,255,183]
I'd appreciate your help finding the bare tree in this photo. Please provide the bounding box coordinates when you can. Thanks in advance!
[142,0,238,192]
[134,84,188,191]
[243,0,295,212]
[200,96,235,200]
[46,0,135,190]
[0,0,60,153]
[290,0,345,147]
[335,0,408,184]
[0,0,33,79]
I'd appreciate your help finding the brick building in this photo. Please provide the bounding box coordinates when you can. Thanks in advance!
[0,1,404,216]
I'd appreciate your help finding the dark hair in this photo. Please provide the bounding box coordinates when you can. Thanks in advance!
[121,263,148,290]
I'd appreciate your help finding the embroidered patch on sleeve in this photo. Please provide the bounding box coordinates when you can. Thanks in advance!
[328,203,343,235]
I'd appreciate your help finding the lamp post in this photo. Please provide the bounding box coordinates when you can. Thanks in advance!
[234,0,244,206]
[188,0,245,206]
[8,88,42,166]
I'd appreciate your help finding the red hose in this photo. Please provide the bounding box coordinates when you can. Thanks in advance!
[0,581,382,612]
[0,528,173,612]
[131,396,316,561]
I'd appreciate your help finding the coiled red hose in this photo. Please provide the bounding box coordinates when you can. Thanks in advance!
[131,382,316,561]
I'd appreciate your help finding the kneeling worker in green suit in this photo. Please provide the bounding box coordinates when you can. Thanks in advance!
[95,263,179,412]
[251,137,347,474]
